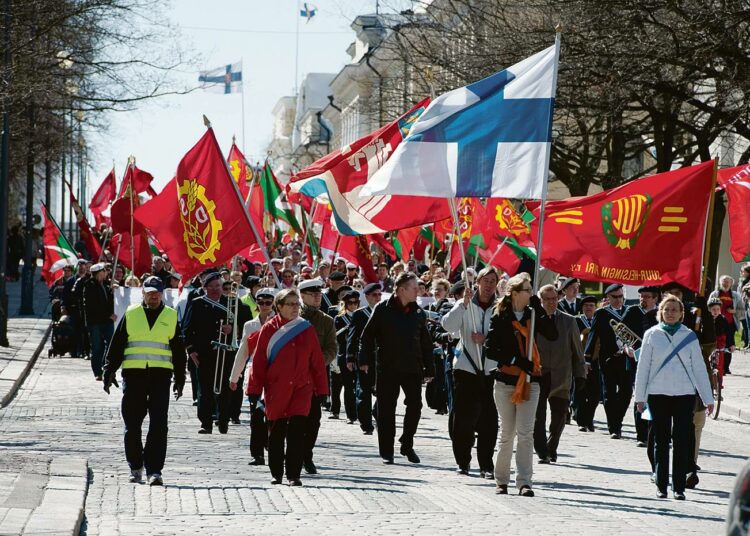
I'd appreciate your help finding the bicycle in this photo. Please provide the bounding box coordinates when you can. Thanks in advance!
[709,348,731,420]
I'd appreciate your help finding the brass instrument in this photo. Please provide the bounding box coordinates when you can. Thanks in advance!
[610,319,642,353]
[211,281,241,395]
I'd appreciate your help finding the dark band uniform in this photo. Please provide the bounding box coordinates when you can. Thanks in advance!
[183,290,252,433]
[574,301,600,431]
[103,290,186,480]
[347,301,377,434]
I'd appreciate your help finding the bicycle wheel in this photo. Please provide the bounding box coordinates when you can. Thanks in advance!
[713,370,722,420]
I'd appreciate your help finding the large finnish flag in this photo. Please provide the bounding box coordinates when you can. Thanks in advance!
[198,61,243,94]
[362,45,558,199]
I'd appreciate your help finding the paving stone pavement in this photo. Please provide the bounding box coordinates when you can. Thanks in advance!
[0,347,748,535]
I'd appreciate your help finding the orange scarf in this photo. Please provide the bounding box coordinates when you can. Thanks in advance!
[510,319,541,405]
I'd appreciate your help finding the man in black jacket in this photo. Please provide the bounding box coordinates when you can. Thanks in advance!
[83,263,115,380]
[359,272,435,464]
[347,283,383,435]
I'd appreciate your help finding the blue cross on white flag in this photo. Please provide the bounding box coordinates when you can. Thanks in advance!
[362,45,559,199]
[198,61,243,94]
[300,3,317,22]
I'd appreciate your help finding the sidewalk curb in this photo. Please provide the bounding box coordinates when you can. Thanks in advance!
[22,457,88,536]
[0,319,52,408]
[718,402,749,423]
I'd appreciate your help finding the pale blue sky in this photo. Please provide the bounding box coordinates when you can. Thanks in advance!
[89,0,409,193]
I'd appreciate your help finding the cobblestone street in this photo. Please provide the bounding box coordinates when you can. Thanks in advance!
[1,344,747,535]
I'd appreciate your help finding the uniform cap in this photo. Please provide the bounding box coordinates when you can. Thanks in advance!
[143,276,164,293]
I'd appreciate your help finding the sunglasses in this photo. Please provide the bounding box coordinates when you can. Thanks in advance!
[281,301,301,308]
[257,299,273,306]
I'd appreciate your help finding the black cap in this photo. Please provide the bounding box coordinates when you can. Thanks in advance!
[580,295,598,306]
[334,285,353,299]
[143,276,164,293]
[560,277,579,291]
[328,271,345,282]
[661,281,685,293]
[245,276,261,288]
[342,290,361,302]
[363,282,381,295]
[450,281,466,295]
[203,272,222,285]
[638,285,660,294]
[604,283,624,295]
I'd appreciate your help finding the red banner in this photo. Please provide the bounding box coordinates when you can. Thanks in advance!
[134,128,258,281]
[532,161,715,291]
[717,164,750,262]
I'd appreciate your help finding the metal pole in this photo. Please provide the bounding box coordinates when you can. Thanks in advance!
[294,0,300,95]
[241,58,246,154]
[0,0,13,345]
[19,103,35,315]
[60,110,66,238]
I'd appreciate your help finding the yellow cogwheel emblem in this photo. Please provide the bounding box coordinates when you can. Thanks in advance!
[177,179,223,264]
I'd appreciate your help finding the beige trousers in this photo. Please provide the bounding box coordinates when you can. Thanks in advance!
[493,382,540,489]
[693,409,706,463]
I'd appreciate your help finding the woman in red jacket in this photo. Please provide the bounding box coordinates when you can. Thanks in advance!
[247,289,329,486]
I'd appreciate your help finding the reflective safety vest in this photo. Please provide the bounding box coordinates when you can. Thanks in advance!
[122,304,178,370]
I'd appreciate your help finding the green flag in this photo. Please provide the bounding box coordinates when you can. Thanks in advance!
[260,163,303,235]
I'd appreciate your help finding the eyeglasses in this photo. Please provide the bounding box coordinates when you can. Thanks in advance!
[609,294,625,299]
[257,300,273,306]
[281,301,301,308]
[346,299,360,304]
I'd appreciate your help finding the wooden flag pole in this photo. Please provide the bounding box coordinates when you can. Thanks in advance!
[698,158,719,297]
[448,197,484,366]
[127,155,136,275]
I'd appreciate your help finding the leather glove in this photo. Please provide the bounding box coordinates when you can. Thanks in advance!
[529,294,542,309]
[173,383,183,400]
[103,378,111,395]
[103,374,118,394]
[248,394,260,410]
[316,394,328,406]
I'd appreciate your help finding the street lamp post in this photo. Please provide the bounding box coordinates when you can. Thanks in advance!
[0,0,13,346]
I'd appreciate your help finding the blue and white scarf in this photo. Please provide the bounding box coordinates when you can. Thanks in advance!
[266,317,312,367]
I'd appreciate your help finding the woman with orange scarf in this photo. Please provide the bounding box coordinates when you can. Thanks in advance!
[484,272,558,497]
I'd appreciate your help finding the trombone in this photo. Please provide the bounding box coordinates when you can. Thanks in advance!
[211,281,241,395]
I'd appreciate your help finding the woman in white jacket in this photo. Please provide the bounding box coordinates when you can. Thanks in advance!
[635,295,714,501]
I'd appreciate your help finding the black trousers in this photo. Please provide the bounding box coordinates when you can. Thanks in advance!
[248,398,267,460]
[188,358,200,402]
[575,362,601,428]
[303,394,322,463]
[376,372,422,459]
[356,368,375,432]
[197,355,231,430]
[601,355,632,435]
[648,394,695,494]
[533,374,569,460]
[450,370,497,471]
[331,367,357,421]
[268,416,306,481]
[121,369,171,475]
[426,353,448,412]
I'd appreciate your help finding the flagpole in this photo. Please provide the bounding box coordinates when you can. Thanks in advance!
[110,235,122,288]
[240,57,246,154]
[301,199,318,268]
[204,115,281,288]
[525,26,563,377]
[448,197,484,368]
[127,155,136,273]
[486,237,510,267]
[294,0,300,95]
[699,158,719,296]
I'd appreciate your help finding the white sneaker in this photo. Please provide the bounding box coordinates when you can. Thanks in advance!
[148,473,163,486]
[129,468,143,483]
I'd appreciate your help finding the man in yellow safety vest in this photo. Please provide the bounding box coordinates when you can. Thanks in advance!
[103,275,187,486]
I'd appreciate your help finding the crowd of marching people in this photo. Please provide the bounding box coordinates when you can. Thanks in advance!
[42,230,747,498]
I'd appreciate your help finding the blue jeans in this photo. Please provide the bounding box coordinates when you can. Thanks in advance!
[89,322,114,377]
[121,369,172,474]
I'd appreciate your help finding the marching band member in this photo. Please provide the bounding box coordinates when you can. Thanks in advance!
[230,287,277,466]
[330,289,360,423]
[298,278,337,475]
[183,272,251,434]
[575,296,599,432]
[584,283,632,440]
[557,277,581,316]
[246,289,329,486]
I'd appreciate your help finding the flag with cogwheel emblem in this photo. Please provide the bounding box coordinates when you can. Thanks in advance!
[135,127,258,281]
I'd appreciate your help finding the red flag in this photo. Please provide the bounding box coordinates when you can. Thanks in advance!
[110,166,153,276]
[67,182,101,260]
[532,161,715,291]
[245,181,266,260]
[118,164,157,198]
[479,198,535,248]
[40,205,78,287]
[134,128,258,281]
[717,164,750,262]
[394,226,422,261]
[289,99,452,234]
[90,169,116,228]
[110,231,152,278]
[227,142,251,200]
[337,235,379,283]
[478,242,522,275]
[312,202,331,225]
